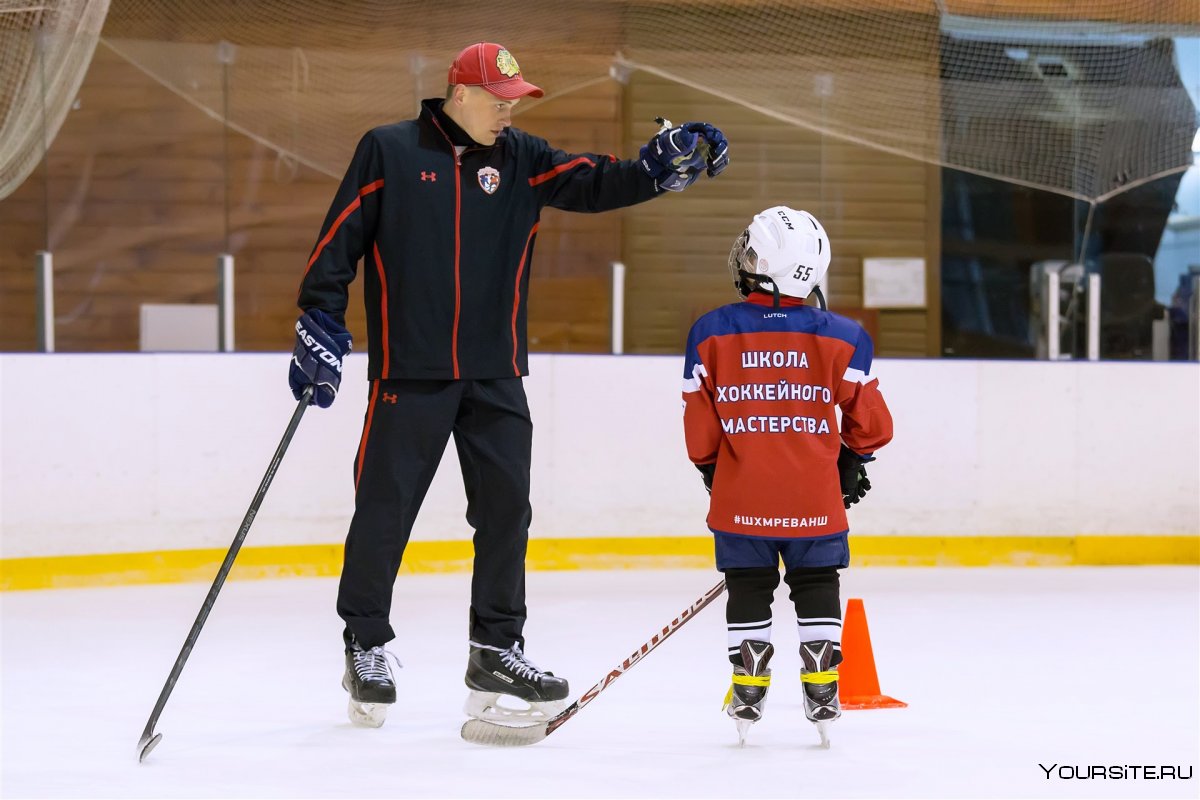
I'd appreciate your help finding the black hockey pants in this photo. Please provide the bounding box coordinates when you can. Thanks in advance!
[336,378,532,651]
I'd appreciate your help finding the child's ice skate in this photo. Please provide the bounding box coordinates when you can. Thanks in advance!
[722,639,773,746]
[800,639,841,748]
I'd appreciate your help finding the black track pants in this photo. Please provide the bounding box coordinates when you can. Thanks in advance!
[336,378,532,650]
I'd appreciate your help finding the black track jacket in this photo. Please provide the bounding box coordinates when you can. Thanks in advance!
[297,99,662,380]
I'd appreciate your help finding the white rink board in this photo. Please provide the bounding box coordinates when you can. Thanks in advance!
[1,353,1197,557]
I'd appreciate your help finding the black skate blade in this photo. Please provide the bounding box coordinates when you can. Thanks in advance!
[137,732,162,763]
[460,719,548,747]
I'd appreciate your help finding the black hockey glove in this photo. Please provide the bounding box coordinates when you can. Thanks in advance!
[638,120,707,192]
[696,462,716,494]
[683,122,729,177]
[290,308,352,409]
[837,444,875,508]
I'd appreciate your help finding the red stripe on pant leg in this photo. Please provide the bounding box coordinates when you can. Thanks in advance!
[355,381,380,493]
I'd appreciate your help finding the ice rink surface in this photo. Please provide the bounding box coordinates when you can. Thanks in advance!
[2,567,1197,800]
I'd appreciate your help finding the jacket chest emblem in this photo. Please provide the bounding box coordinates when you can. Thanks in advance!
[477,166,500,195]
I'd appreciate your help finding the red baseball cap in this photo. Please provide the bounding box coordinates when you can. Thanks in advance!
[448,42,544,100]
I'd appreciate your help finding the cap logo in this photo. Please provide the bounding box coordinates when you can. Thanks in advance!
[477,166,500,195]
[495,49,520,78]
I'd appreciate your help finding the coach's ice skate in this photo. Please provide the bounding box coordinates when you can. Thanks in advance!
[723,639,773,746]
[800,639,841,748]
[464,641,568,725]
[342,641,399,727]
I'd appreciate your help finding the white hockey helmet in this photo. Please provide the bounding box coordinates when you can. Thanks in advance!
[728,206,831,301]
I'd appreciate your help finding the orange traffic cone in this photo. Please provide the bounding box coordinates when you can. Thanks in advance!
[839,598,907,710]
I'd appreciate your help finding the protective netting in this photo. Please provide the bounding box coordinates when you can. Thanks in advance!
[4,0,1198,202]
[0,0,110,200]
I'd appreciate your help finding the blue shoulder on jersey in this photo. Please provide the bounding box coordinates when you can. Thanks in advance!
[684,303,742,378]
[685,302,874,378]
[694,302,867,346]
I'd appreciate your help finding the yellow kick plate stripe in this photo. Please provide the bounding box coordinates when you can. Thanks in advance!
[2,535,1197,591]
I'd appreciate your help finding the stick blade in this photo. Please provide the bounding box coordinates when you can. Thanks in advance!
[137,732,163,763]
[460,719,548,747]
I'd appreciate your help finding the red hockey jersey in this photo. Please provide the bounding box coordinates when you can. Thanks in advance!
[683,294,893,539]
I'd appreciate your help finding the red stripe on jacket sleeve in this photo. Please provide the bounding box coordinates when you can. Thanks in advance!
[510,222,540,375]
[299,179,384,289]
[528,157,596,187]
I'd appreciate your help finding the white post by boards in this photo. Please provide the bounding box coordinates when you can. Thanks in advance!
[35,250,53,353]
[611,261,626,355]
[217,253,235,352]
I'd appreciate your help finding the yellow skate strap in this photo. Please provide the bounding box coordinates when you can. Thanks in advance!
[733,673,772,687]
[722,672,771,708]
[801,670,838,685]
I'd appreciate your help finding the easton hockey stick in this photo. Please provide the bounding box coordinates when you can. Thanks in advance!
[460,579,727,747]
[137,386,314,763]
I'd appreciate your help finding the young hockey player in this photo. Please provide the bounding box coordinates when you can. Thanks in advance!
[681,206,893,747]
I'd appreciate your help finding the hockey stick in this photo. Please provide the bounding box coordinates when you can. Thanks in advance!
[460,578,727,747]
[137,386,314,763]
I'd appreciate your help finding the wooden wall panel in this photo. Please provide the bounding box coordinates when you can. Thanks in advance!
[0,46,624,353]
[620,71,940,357]
[1,11,947,357]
